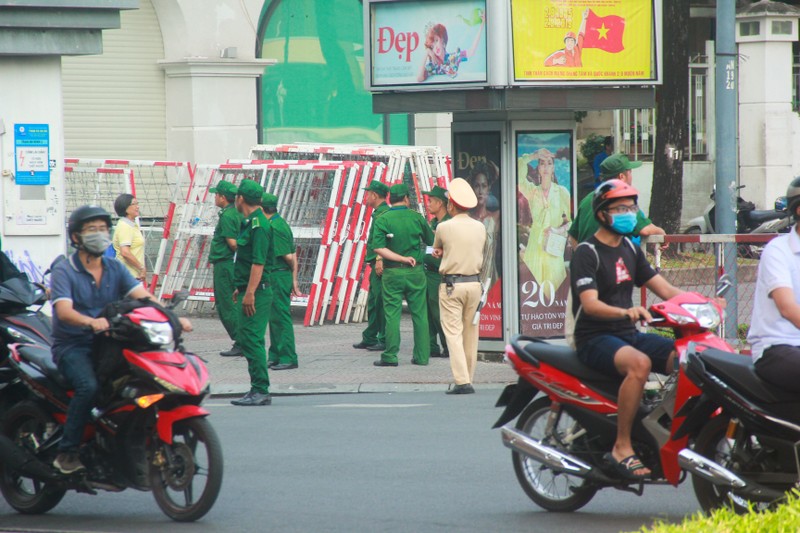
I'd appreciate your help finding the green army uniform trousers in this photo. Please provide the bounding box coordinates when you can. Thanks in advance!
[360,267,385,345]
[425,270,447,354]
[213,260,240,344]
[238,286,273,394]
[381,266,430,365]
[268,270,298,365]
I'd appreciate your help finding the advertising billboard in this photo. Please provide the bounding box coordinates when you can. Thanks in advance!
[516,131,574,338]
[452,131,503,340]
[511,0,657,85]
[367,0,488,89]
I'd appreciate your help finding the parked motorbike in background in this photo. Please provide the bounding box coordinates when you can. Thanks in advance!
[493,277,732,512]
[0,291,222,522]
[682,185,788,254]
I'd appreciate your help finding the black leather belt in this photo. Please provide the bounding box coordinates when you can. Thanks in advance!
[384,263,414,269]
[424,264,439,273]
[441,274,480,284]
[237,282,270,292]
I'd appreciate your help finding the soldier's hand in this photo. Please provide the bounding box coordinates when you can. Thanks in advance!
[291,282,302,298]
[432,248,443,259]
[242,291,256,317]
[376,261,384,276]
[232,289,239,303]
[405,256,416,267]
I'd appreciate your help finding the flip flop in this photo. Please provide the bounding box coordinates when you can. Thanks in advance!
[604,452,651,480]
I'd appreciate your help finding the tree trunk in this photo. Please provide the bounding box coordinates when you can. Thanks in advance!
[649,0,689,235]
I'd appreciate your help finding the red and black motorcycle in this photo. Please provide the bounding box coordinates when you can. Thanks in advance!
[0,294,222,522]
[494,279,733,511]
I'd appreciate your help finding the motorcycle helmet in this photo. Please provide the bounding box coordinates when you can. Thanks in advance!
[592,179,639,218]
[786,177,800,219]
[67,205,112,248]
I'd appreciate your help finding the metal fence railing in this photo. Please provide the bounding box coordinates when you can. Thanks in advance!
[639,233,780,351]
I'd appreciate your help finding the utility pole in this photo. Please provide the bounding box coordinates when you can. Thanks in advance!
[715,1,738,340]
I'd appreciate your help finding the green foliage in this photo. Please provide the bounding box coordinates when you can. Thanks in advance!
[580,133,607,163]
[737,323,749,345]
[634,491,800,533]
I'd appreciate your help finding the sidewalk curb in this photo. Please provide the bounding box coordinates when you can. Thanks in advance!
[210,381,512,398]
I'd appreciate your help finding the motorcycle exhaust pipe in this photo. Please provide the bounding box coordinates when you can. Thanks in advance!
[501,426,592,476]
[678,448,785,502]
[0,434,60,481]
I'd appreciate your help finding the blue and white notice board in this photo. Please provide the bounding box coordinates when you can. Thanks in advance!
[14,123,50,185]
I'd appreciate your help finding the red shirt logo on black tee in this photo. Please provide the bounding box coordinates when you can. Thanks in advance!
[615,257,632,284]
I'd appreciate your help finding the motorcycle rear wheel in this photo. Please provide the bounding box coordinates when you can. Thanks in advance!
[512,397,597,512]
[149,417,223,522]
[0,402,66,514]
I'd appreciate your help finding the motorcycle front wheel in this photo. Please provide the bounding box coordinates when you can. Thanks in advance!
[149,417,223,522]
[512,397,597,512]
[0,401,66,514]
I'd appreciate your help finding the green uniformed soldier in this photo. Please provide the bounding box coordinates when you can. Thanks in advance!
[372,183,435,366]
[352,180,391,352]
[262,192,300,370]
[230,179,275,407]
[208,180,245,357]
[422,186,451,358]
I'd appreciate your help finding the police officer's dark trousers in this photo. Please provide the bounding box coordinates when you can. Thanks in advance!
[425,268,447,354]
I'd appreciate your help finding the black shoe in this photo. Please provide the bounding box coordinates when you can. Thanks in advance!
[220,345,243,357]
[446,384,475,395]
[366,343,386,351]
[411,359,427,366]
[231,391,272,406]
[53,452,85,474]
[373,360,398,367]
[268,361,278,368]
[431,349,449,358]
[353,341,373,349]
[272,363,298,371]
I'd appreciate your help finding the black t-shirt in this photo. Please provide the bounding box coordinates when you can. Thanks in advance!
[570,236,657,346]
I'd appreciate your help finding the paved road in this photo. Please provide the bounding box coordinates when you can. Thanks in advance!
[0,392,701,533]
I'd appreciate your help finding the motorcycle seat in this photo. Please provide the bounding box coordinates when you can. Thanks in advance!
[17,344,69,389]
[699,348,800,404]
[747,209,783,223]
[522,342,620,384]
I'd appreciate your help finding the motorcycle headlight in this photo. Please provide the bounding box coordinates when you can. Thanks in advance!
[680,303,721,329]
[140,320,174,346]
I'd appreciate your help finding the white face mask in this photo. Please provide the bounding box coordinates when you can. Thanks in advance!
[81,231,112,256]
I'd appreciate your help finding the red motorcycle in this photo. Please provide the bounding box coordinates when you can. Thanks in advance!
[494,278,733,511]
[0,295,222,522]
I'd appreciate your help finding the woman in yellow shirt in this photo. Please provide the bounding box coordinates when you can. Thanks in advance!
[112,193,146,282]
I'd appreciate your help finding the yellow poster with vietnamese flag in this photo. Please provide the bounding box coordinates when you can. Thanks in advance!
[511,0,655,83]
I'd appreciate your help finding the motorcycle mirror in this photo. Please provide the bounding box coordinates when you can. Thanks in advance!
[776,196,788,212]
[716,274,733,297]
[171,290,190,307]
[44,254,67,276]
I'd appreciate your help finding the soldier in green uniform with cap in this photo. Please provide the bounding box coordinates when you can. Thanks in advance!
[422,185,451,358]
[208,180,245,357]
[372,183,435,366]
[262,192,300,370]
[230,179,275,406]
[353,180,391,352]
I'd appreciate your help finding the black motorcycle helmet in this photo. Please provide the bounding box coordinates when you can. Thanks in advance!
[68,205,112,249]
[787,176,800,220]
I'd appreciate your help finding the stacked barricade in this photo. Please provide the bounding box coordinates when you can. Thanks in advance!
[63,159,195,292]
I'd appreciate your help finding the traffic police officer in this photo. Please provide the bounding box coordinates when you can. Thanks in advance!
[433,178,486,394]
[231,179,274,406]
[353,180,390,352]
[372,183,435,366]
[262,192,300,370]
[208,180,244,357]
[422,185,451,357]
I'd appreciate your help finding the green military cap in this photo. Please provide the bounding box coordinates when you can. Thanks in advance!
[600,153,642,179]
[261,192,278,208]
[363,180,389,196]
[423,185,448,201]
[237,179,264,202]
[209,180,238,196]
[389,183,409,197]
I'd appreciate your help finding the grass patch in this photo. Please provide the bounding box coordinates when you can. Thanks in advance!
[633,491,800,533]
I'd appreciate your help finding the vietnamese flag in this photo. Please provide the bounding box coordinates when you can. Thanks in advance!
[582,9,625,53]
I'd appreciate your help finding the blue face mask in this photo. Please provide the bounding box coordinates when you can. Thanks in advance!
[609,212,637,235]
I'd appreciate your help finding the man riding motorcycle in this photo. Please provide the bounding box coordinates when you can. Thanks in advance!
[49,205,192,474]
[569,180,685,480]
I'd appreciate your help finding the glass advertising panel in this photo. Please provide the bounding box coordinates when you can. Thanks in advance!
[452,131,503,340]
[516,131,574,338]
[511,0,656,84]
[368,0,488,89]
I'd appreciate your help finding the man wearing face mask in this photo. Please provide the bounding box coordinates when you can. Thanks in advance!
[49,205,193,474]
[569,181,684,481]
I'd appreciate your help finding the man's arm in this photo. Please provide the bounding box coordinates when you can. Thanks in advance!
[225,237,237,252]
[282,253,301,296]
[54,300,109,332]
[770,287,800,329]
[639,223,665,237]
[375,247,415,267]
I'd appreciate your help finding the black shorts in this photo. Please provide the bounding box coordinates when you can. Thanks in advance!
[755,345,800,391]
[576,331,674,377]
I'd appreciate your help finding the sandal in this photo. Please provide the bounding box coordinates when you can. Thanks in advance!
[604,452,651,480]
